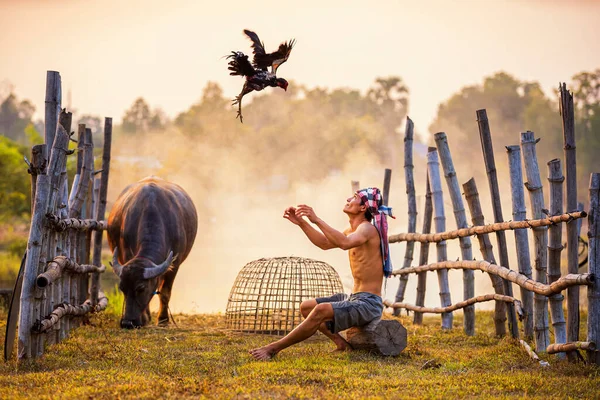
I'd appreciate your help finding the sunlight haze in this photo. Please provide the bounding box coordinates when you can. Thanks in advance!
[1,0,599,138]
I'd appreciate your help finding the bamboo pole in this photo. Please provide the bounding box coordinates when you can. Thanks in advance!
[414,174,432,325]
[57,111,72,342]
[427,147,452,329]
[386,294,521,315]
[394,117,417,314]
[27,144,47,212]
[547,159,567,359]
[520,340,549,367]
[435,132,475,335]
[521,131,550,352]
[68,124,85,330]
[560,83,580,361]
[588,173,600,365]
[382,168,392,206]
[477,109,519,339]
[18,174,51,359]
[506,145,534,339]
[547,341,596,355]
[36,256,106,288]
[91,118,112,305]
[390,260,593,295]
[389,211,585,244]
[463,178,507,337]
[44,71,61,160]
[31,292,108,334]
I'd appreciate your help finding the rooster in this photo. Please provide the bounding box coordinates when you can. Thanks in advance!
[227,29,295,122]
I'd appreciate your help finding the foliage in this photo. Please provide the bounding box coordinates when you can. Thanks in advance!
[0,136,31,222]
[0,251,21,286]
[122,97,168,134]
[174,77,409,187]
[0,311,597,399]
[429,70,600,196]
[0,92,36,144]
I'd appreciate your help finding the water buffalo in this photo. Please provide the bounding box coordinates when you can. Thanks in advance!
[107,176,197,329]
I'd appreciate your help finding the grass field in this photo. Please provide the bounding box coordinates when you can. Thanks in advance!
[1,303,598,399]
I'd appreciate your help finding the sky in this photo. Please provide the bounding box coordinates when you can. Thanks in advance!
[1,0,599,138]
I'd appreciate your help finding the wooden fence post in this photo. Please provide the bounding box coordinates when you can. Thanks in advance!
[413,174,432,325]
[521,131,550,352]
[435,132,475,335]
[477,109,519,339]
[588,173,600,365]
[91,118,112,305]
[463,178,507,337]
[559,83,580,361]
[547,159,567,359]
[427,147,452,329]
[506,145,534,339]
[44,71,61,161]
[394,117,417,313]
[382,168,392,206]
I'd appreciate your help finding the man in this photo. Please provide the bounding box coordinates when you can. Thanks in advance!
[249,187,393,361]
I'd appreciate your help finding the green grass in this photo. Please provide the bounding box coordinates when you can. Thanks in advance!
[0,309,598,399]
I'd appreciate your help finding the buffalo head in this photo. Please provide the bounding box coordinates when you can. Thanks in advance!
[111,247,174,329]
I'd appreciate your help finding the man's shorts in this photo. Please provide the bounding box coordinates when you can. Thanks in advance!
[315,292,384,334]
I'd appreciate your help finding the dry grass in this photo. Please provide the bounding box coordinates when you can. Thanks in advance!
[0,306,598,399]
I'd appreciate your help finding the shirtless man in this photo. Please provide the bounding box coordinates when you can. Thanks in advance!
[250,187,393,361]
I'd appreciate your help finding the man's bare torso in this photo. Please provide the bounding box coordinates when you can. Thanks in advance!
[345,221,384,297]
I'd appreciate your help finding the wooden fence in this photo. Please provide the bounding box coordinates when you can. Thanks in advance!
[375,83,598,364]
[5,71,112,360]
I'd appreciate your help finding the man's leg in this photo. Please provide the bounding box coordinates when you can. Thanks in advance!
[249,303,335,360]
[300,299,350,351]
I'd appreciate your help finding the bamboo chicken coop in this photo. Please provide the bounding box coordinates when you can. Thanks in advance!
[226,257,344,335]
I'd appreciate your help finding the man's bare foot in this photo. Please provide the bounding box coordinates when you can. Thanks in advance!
[249,345,278,361]
[331,342,353,353]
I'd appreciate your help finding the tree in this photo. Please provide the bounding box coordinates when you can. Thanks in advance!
[0,136,31,222]
[121,97,166,134]
[0,93,36,143]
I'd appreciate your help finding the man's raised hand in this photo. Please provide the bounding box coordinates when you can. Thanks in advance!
[283,206,302,225]
[296,205,319,223]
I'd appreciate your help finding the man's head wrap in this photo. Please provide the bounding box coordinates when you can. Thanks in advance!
[355,187,394,278]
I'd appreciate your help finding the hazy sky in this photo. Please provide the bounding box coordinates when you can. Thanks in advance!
[1,0,599,137]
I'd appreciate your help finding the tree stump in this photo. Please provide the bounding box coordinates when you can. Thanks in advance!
[345,319,407,356]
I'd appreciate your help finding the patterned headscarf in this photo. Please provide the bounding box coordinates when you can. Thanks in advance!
[356,187,395,278]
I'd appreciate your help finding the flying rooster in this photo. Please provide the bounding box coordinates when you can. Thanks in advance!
[227,29,295,122]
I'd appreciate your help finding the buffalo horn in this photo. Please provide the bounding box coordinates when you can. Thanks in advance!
[142,251,174,280]
[111,247,123,277]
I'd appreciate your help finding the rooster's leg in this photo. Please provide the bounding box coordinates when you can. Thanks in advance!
[232,84,252,123]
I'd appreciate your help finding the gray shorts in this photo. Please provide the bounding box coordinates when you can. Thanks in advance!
[316,292,383,334]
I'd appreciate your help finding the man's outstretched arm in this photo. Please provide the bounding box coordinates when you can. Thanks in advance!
[295,205,369,250]
[284,206,335,250]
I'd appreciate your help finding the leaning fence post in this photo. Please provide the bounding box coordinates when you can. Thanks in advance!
[506,145,534,339]
[547,159,567,359]
[44,71,61,161]
[588,173,600,365]
[394,117,417,313]
[477,109,519,339]
[91,118,112,305]
[413,174,432,325]
[382,168,392,206]
[521,131,550,352]
[560,83,580,361]
[427,147,452,329]
[463,178,507,337]
[435,132,475,335]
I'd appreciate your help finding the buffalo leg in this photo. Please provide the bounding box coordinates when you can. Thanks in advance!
[157,267,178,325]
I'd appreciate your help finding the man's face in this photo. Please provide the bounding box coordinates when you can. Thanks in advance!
[344,194,365,214]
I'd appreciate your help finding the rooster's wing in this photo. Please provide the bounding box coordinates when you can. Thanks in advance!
[244,29,295,75]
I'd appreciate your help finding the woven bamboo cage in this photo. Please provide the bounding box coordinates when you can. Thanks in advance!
[226,257,344,335]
